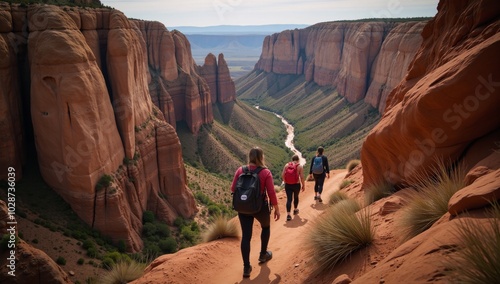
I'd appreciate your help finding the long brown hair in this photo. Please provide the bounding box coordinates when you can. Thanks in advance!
[317,146,324,156]
[248,146,266,167]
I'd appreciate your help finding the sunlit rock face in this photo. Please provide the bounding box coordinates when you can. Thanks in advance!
[361,0,500,188]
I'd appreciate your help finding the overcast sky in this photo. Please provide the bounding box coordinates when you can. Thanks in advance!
[100,0,439,28]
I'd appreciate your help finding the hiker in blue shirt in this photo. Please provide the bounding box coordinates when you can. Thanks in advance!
[308,146,330,202]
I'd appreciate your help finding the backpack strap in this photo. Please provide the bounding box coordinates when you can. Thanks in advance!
[242,165,262,174]
[253,166,263,174]
[251,166,265,199]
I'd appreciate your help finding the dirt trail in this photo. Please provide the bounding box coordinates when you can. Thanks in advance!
[133,170,347,284]
[209,170,347,284]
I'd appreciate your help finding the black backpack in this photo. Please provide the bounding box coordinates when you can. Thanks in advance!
[232,166,265,214]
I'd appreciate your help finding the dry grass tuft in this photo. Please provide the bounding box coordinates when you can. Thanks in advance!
[364,180,394,206]
[398,159,466,241]
[100,260,147,284]
[328,190,349,205]
[346,159,361,173]
[446,201,500,283]
[202,215,240,242]
[306,205,373,274]
[339,179,354,190]
[333,198,362,215]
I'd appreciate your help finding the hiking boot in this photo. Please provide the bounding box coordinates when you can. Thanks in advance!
[314,196,318,200]
[318,197,323,203]
[293,209,299,215]
[287,215,292,221]
[259,251,273,263]
[243,266,252,278]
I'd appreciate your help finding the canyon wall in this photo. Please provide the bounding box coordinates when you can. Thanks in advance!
[254,20,426,112]
[0,3,235,251]
[361,0,500,187]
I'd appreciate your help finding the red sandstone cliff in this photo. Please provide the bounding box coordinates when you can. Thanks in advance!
[0,3,231,251]
[130,20,236,133]
[197,53,237,105]
[361,0,500,188]
[255,20,426,111]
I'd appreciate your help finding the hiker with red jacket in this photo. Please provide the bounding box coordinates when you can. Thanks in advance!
[231,146,280,278]
[309,146,330,202]
[281,154,305,221]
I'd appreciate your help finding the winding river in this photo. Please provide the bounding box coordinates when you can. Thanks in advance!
[255,106,307,166]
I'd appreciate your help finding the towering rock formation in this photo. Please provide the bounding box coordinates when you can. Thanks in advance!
[216,53,236,104]
[198,53,218,104]
[254,21,426,111]
[361,0,500,187]
[0,3,236,251]
[197,53,237,104]
[131,20,214,134]
[0,4,24,180]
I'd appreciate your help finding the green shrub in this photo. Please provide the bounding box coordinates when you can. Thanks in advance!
[398,160,466,241]
[306,206,373,274]
[77,258,84,265]
[82,239,95,250]
[346,159,361,172]
[202,216,240,242]
[143,242,161,258]
[180,226,197,243]
[158,237,177,254]
[56,256,66,265]
[142,211,155,224]
[96,174,113,191]
[190,221,199,232]
[194,192,211,205]
[207,204,222,216]
[105,251,127,264]
[174,216,186,227]
[156,224,170,238]
[142,223,157,237]
[87,247,99,258]
[446,201,500,283]
[101,257,114,270]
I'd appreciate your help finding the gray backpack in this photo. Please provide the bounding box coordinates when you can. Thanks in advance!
[312,156,324,174]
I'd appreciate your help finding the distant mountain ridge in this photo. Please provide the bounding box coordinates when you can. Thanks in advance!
[173,25,310,77]
[169,24,309,35]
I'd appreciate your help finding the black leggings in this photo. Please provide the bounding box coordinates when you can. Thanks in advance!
[238,203,270,267]
[313,173,326,194]
[285,183,300,212]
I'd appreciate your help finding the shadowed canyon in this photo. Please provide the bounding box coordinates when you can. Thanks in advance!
[0,0,499,283]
